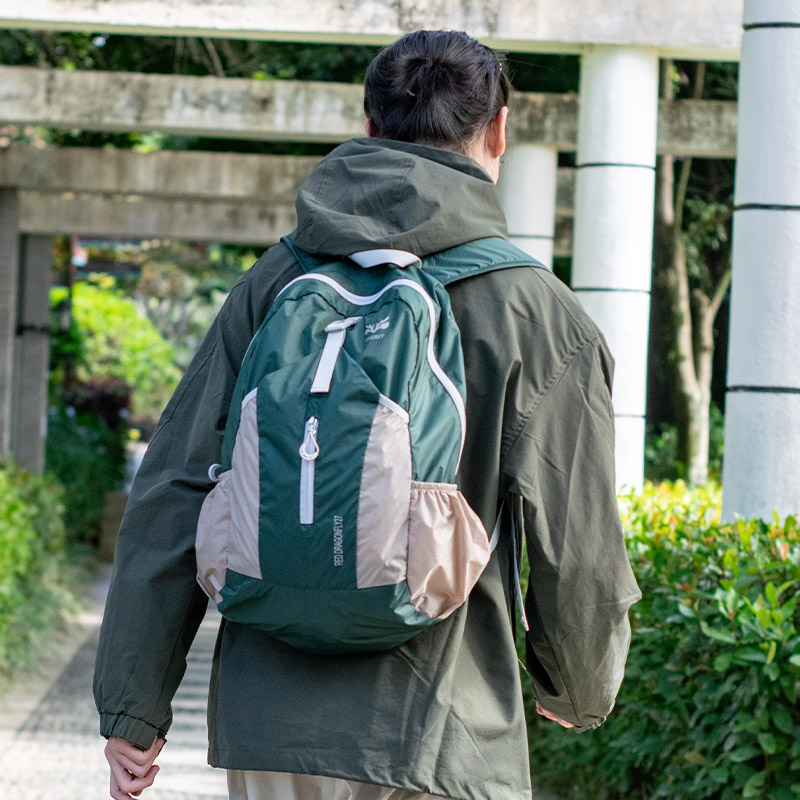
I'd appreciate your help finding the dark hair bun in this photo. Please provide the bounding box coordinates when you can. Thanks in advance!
[364,30,510,151]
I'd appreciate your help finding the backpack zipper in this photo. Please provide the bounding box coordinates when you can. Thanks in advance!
[299,416,320,524]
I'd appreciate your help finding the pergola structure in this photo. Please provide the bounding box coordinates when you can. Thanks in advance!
[0,0,797,520]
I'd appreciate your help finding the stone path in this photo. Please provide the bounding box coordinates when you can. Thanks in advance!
[0,569,227,800]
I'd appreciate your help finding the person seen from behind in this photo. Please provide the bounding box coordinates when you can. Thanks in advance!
[94,29,641,800]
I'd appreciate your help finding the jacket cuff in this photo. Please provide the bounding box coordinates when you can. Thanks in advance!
[99,711,164,750]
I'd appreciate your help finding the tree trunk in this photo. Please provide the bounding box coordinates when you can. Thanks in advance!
[688,271,732,484]
[655,60,700,479]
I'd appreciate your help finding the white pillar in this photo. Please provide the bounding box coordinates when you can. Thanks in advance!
[570,47,659,492]
[721,0,800,521]
[0,190,20,461]
[11,236,53,473]
[498,144,558,269]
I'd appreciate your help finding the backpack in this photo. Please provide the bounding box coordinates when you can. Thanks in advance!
[196,235,535,653]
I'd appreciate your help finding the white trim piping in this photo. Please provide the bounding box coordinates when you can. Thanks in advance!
[241,387,258,410]
[378,394,410,423]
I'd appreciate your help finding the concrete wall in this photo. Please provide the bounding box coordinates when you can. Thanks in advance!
[0,0,743,58]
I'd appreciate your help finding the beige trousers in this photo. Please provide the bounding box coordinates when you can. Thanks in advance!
[227,770,456,800]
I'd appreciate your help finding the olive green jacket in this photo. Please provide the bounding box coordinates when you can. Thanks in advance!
[94,138,641,800]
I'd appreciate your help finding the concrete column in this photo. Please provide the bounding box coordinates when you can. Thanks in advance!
[570,46,660,491]
[721,1,800,521]
[498,144,558,269]
[11,236,53,473]
[0,190,20,461]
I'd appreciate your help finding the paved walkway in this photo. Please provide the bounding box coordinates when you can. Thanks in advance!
[0,567,556,800]
[0,567,227,800]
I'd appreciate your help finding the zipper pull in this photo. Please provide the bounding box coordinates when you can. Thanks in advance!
[310,317,362,394]
[299,416,320,461]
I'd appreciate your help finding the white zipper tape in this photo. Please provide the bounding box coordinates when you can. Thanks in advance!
[300,458,315,524]
[299,416,319,524]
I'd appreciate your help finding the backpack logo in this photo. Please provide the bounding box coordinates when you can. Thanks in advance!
[365,316,390,340]
[333,515,344,566]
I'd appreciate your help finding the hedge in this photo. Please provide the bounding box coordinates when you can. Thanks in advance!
[525,482,800,800]
[0,462,73,678]
[45,406,128,545]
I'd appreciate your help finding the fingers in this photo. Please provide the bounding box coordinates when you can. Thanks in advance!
[105,736,165,799]
[110,766,159,800]
[106,736,164,775]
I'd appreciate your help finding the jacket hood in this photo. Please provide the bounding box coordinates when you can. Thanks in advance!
[293,138,508,258]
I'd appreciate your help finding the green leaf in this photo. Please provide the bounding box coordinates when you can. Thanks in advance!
[684,750,708,765]
[771,704,794,734]
[743,772,766,798]
[766,582,779,606]
[767,641,778,665]
[729,746,762,763]
[757,608,773,629]
[736,649,767,664]
[701,620,737,644]
[764,661,780,681]
[757,733,778,754]
[710,767,730,783]
[789,655,800,668]
[715,653,733,672]
[678,602,697,619]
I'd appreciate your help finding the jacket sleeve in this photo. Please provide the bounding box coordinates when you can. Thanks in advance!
[93,274,262,750]
[503,335,641,733]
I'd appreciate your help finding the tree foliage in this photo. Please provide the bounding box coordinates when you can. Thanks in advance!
[53,278,181,419]
[650,61,735,485]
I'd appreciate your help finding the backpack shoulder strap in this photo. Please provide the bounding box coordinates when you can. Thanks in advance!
[422,237,544,287]
[282,233,542,285]
[281,233,337,273]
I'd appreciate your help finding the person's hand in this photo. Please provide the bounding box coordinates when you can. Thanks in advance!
[536,701,574,729]
[105,735,165,799]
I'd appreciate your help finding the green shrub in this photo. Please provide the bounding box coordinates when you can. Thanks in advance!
[45,406,128,545]
[645,404,725,482]
[52,278,181,420]
[0,462,72,677]
[525,482,800,800]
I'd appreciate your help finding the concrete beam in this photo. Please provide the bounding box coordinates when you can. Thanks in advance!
[0,67,738,157]
[0,0,743,59]
[0,145,320,203]
[18,191,298,245]
[0,67,364,143]
[15,188,575,254]
[0,145,578,212]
